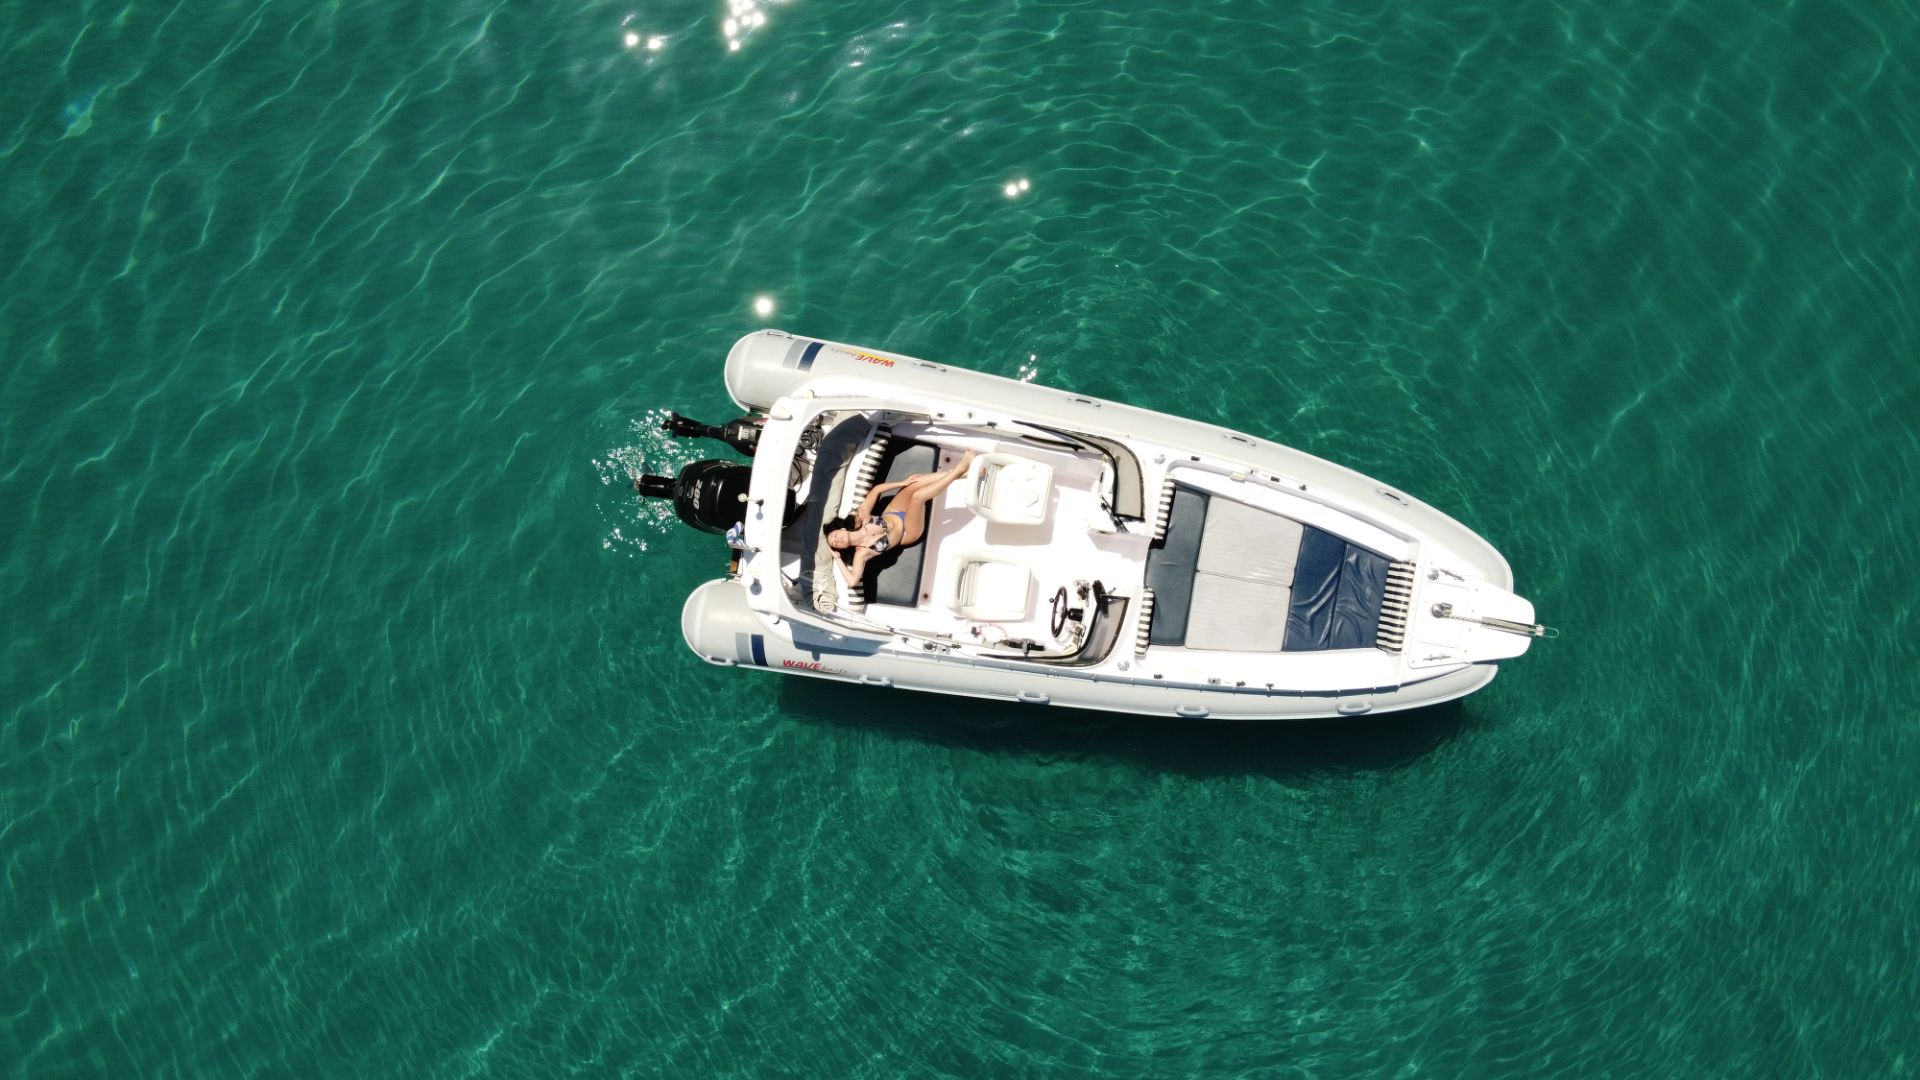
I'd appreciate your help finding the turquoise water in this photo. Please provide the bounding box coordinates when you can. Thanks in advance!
[4,0,1917,1074]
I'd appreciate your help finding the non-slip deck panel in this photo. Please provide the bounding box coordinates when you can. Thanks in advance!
[1183,498,1302,652]
[1282,526,1389,651]
[1143,485,1208,645]
[860,441,938,608]
[1184,572,1290,652]
[1196,497,1304,585]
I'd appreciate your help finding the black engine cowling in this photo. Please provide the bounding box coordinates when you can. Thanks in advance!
[633,459,753,535]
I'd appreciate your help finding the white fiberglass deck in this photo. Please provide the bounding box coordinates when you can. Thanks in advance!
[843,431,1150,651]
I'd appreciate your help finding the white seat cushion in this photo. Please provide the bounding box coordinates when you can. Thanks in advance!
[946,555,1033,621]
[966,453,1054,525]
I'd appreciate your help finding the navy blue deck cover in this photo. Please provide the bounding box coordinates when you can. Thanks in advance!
[1282,525,1389,651]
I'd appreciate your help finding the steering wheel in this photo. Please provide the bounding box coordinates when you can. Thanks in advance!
[1050,587,1070,637]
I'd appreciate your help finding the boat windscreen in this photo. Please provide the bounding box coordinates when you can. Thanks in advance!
[1017,423,1144,520]
[995,588,1131,667]
[1067,591,1130,666]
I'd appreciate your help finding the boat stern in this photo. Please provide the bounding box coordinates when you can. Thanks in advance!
[680,579,761,667]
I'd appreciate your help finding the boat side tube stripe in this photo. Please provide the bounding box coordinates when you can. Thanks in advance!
[735,632,769,666]
[780,339,824,371]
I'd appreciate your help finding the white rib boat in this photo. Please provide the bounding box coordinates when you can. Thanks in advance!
[642,330,1550,721]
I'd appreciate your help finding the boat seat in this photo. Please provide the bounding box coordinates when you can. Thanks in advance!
[939,552,1034,622]
[965,453,1054,525]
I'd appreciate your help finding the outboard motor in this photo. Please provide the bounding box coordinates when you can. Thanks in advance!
[632,459,754,535]
[662,411,763,457]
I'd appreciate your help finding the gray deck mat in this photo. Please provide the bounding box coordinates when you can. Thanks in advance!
[1183,499,1302,652]
[1184,572,1291,651]
[1144,486,1208,645]
[860,441,938,608]
[1197,498,1303,584]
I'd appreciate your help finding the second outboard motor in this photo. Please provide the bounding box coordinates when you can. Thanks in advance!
[632,459,754,535]
[662,411,763,457]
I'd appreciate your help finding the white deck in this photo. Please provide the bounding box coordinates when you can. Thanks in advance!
[847,433,1151,653]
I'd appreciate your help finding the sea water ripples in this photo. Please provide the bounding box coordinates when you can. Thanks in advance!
[3,0,1917,1074]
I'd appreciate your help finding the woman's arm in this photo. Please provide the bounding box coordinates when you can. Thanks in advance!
[835,548,873,587]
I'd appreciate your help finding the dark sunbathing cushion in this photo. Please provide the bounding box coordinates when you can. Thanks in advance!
[860,441,938,607]
[1144,485,1209,645]
[1283,526,1388,650]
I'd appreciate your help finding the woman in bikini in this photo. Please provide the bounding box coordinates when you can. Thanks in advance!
[824,449,975,588]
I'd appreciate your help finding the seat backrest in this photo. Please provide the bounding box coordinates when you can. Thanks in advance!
[939,552,1035,622]
[965,453,1054,524]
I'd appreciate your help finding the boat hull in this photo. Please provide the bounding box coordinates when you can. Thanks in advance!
[657,330,1543,721]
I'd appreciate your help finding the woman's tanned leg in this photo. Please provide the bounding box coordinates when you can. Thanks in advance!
[892,450,975,545]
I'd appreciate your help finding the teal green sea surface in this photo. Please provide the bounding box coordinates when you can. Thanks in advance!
[4,0,1917,1075]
